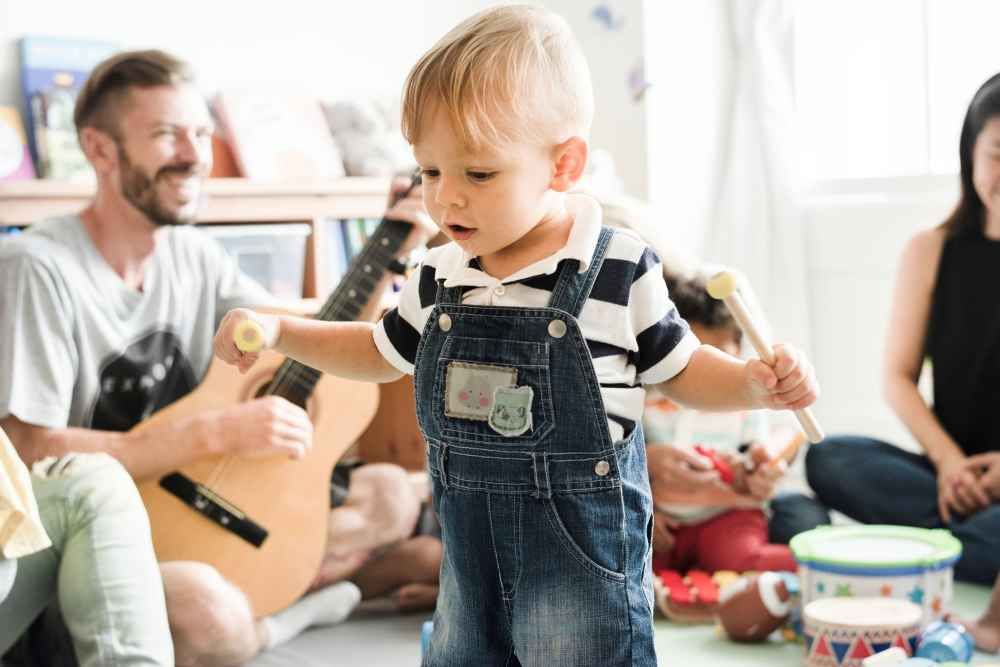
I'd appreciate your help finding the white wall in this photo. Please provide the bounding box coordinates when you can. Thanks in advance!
[1,0,649,197]
[801,175,959,448]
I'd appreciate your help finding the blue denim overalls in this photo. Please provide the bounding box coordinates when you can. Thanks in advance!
[416,226,657,666]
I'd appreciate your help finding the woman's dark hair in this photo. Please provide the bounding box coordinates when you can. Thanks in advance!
[942,72,1000,238]
[665,272,742,346]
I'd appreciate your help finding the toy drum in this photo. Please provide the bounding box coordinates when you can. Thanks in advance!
[791,526,961,626]
[802,597,922,667]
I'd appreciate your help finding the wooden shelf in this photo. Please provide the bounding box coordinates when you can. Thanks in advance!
[0,177,392,226]
[0,177,393,300]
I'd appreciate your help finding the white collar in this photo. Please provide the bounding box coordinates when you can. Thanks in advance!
[438,194,604,288]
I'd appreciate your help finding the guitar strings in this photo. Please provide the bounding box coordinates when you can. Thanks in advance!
[205,222,409,493]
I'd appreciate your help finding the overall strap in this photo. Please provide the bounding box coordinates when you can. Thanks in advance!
[436,280,465,305]
[547,225,616,319]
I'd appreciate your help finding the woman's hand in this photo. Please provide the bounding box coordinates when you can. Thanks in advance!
[963,452,1000,504]
[646,444,720,494]
[937,454,992,522]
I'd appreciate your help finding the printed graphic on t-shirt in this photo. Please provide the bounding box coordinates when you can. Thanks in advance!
[89,330,197,432]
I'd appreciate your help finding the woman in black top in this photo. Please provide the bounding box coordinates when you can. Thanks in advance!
[805,73,1000,592]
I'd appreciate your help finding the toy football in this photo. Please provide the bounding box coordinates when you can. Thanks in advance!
[716,571,795,642]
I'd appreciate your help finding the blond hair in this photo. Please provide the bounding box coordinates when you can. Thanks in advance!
[75,50,193,139]
[401,4,593,154]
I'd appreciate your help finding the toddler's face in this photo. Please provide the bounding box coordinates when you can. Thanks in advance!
[413,104,565,269]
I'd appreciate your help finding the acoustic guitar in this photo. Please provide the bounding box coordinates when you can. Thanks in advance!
[135,180,417,617]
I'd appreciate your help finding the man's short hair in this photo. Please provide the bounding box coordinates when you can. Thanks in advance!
[401,4,594,154]
[74,49,193,139]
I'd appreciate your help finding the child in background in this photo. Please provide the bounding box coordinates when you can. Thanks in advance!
[212,6,819,665]
[645,273,799,575]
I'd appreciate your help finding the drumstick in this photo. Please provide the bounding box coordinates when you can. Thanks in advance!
[706,271,824,443]
[773,431,808,464]
[234,321,265,353]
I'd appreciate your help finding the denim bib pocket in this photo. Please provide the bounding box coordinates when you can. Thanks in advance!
[433,335,555,446]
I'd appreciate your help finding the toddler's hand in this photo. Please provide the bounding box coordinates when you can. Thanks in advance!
[746,343,819,411]
[213,309,280,375]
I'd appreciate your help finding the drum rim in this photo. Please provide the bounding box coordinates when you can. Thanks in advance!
[790,525,962,570]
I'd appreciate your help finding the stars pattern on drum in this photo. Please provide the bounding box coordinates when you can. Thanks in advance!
[908,585,924,604]
[932,597,941,613]
[880,585,892,596]
[817,582,824,594]
[835,584,851,597]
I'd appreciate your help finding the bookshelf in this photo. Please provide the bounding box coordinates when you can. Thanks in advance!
[0,177,393,302]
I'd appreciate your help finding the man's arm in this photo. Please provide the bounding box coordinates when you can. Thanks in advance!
[1,395,313,484]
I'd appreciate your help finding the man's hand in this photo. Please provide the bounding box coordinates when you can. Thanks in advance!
[213,309,281,375]
[646,444,720,493]
[195,396,314,460]
[937,454,991,523]
[746,343,819,412]
[652,509,680,553]
[386,178,439,258]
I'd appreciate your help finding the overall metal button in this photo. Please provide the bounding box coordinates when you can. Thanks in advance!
[595,460,610,476]
[494,285,505,296]
[439,314,452,331]
[548,319,567,338]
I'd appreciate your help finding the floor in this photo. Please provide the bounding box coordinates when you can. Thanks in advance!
[246,582,999,667]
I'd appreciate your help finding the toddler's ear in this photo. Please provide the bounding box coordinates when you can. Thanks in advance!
[550,137,588,192]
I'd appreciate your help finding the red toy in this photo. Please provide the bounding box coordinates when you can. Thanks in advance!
[653,569,721,623]
[694,445,734,484]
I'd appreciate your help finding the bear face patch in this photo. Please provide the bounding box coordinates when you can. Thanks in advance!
[444,361,518,421]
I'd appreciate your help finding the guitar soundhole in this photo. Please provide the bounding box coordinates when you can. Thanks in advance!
[240,370,316,422]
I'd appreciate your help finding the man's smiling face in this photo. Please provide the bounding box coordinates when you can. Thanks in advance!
[112,83,213,226]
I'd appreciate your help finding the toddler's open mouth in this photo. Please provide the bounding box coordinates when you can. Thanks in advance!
[448,225,476,240]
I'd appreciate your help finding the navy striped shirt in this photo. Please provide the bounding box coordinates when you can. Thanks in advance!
[374,195,700,442]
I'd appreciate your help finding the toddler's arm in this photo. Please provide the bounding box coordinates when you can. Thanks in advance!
[656,342,818,412]
[213,309,404,383]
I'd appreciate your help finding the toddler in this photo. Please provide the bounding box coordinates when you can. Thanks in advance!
[213,6,819,665]
[644,273,799,576]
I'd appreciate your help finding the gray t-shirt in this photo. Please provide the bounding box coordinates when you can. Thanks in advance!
[0,215,274,431]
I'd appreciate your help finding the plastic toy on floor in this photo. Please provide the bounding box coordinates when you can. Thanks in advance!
[652,569,721,623]
[914,621,974,663]
[802,597,922,667]
[716,571,795,642]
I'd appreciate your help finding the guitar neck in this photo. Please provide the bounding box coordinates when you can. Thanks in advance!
[265,218,413,403]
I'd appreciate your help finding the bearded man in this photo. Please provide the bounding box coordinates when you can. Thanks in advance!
[0,50,438,667]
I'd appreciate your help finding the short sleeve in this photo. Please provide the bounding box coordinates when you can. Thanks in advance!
[373,263,434,375]
[629,246,700,385]
[0,252,78,428]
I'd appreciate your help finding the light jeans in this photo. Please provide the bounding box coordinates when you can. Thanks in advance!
[0,453,173,666]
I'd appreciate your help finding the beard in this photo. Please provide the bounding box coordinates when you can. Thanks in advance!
[117,142,203,227]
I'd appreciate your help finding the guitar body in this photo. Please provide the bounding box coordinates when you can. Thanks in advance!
[135,344,379,617]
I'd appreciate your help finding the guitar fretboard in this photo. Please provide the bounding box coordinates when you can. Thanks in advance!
[264,217,412,403]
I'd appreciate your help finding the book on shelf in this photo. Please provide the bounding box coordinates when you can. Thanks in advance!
[19,36,119,180]
[212,89,345,183]
[0,107,36,181]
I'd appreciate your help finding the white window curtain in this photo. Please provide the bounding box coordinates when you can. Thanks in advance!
[645,0,809,350]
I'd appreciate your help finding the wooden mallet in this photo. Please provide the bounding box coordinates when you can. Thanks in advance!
[706,271,824,444]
